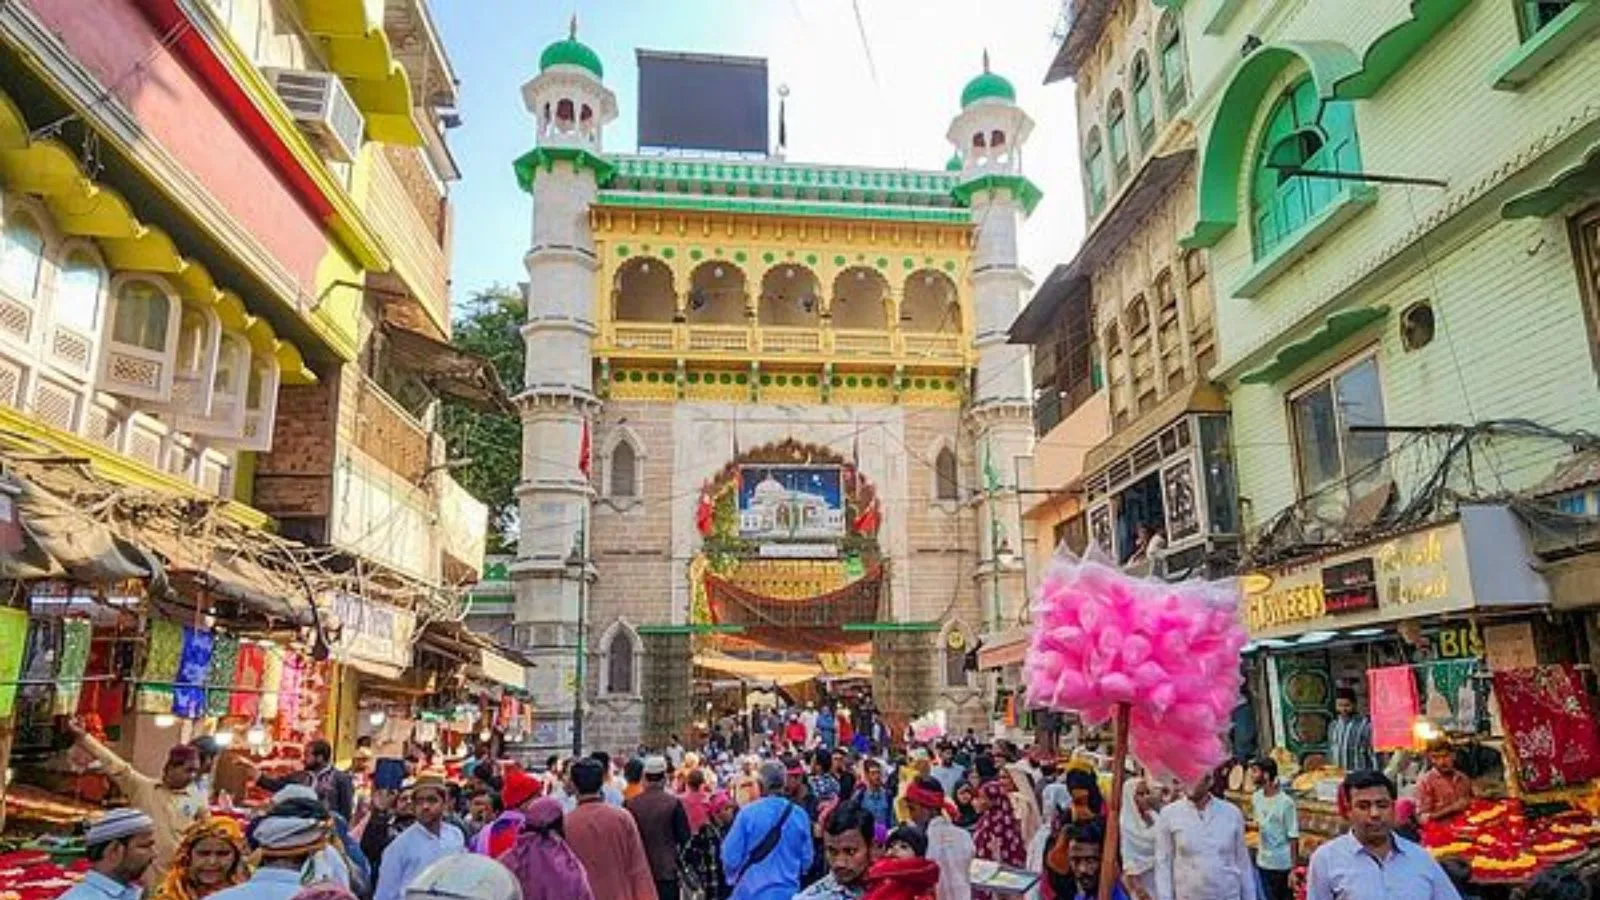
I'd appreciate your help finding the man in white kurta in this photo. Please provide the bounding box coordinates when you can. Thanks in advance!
[374,779,464,900]
[905,776,973,900]
[1154,773,1257,900]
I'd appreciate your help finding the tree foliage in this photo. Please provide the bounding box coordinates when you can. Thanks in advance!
[441,286,524,553]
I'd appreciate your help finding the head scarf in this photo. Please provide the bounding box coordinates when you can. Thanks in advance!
[953,784,980,828]
[861,857,940,900]
[158,818,249,900]
[1120,777,1158,876]
[1004,762,1042,840]
[499,798,594,900]
[1064,768,1105,823]
[972,781,1025,869]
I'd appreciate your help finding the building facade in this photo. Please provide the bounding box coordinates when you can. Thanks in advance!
[513,32,1043,753]
[0,0,490,762]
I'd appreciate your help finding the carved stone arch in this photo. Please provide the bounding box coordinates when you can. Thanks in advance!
[601,424,646,503]
[940,619,974,688]
[928,435,961,505]
[598,617,643,697]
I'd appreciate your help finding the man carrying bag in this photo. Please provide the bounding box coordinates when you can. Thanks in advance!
[721,761,813,900]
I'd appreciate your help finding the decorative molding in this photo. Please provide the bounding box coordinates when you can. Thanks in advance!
[950,174,1044,216]
[595,190,973,225]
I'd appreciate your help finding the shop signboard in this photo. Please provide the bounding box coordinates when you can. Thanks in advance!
[330,593,416,674]
[1242,506,1548,640]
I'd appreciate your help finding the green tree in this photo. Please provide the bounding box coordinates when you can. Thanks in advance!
[441,286,524,553]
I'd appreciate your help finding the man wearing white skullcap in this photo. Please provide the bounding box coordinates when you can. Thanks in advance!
[57,809,155,900]
[206,799,332,900]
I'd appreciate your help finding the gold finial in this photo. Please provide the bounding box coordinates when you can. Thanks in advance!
[982,49,990,73]
[569,13,578,40]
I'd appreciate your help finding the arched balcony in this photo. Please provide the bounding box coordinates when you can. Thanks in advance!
[685,260,746,325]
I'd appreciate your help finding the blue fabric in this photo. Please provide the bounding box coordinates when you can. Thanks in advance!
[56,872,141,900]
[1072,885,1129,900]
[373,758,408,790]
[721,796,813,900]
[172,627,213,719]
[856,787,895,828]
[1306,833,1462,900]
[205,869,306,900]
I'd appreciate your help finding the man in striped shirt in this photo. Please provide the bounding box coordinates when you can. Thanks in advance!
[1328,688,1376,773]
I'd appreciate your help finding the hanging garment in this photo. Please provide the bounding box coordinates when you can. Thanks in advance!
[138,619,184,713]
[52,617,93,715]
[231,643,266,718]
[1366,665,1421,751]
[205,633,240,718]
[0,607,27,717]
[172,627,214,719]
[1492,665,1600,791]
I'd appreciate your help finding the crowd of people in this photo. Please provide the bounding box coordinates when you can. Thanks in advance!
[58,704,1600,900]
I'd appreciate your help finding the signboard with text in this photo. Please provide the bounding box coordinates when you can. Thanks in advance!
[331,593,416,671]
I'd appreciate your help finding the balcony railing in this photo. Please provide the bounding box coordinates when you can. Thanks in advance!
[352,374,429,484]
[438,472,488,578]
[599,321,966,365]
[363,147,449,330]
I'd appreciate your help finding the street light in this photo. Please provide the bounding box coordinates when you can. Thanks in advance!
[565,532,588,756]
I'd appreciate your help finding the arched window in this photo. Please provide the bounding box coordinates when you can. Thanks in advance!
[609,440,638,498]
[943,624,971,688]
[1,210,45,300]
[934,445,960,501]
[1131,52,1156,151]
[55,249,104,333]
[1249,77,1361,258]
[1084,128,1108,215]
[1157,12,1188,114]
[1107,92,1131,185]
[603,625,636,696]
[110,279,172,352]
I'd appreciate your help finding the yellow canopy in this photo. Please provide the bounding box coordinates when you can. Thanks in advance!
[694,653,872,688]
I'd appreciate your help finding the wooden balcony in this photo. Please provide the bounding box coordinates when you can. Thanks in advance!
[352,373,429,484]
[363,147,450,332]
[599,321,967,366]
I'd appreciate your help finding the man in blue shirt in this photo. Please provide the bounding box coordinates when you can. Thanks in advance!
[1306,770,1461,900]
[722,760,813,900]
[854,758,895,828]
[59,810,154,900]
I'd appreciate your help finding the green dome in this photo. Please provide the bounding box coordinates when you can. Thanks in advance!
[540,37,604,78]
[944,152,963,171]
[961,71,1016,107]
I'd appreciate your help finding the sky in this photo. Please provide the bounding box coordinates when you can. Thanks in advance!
[433,0,1084,313]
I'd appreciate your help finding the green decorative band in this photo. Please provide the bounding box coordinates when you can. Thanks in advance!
[595,190,974,224]
[637,624,747,635]
[840,621,942,632]
[1239,306,1388,385]
[950,174,1044,215]
[611,155,959,201]
[514,147,619,192]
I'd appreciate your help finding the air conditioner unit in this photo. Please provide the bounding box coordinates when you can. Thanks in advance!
[263,68,364,163]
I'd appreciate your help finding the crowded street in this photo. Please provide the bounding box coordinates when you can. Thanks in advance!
[2,0,1600,898]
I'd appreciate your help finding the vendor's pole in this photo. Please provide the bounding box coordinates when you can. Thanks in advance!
[1099,702,1132,900]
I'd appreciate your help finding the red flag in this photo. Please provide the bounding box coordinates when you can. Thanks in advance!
[578,419,592,481]
[695,487,715,536]
[852,495,881,535]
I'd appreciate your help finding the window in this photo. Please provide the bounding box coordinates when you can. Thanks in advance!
[1132,53,1156,151]
[935,445,960,501]
[1157,12,1188,114]
[609,440,638,498]
[1577,207,1600,368]
[1249,78,1362,259]
[1054,513,1088,556]
[1290,354,1388,509]
[1520,0,1574,37]
[943,625,970,688]
[110,280,172,351]
[1107,92,1131,185]
[604,626,635,695]
[176,306,211,375]
[55,249,103,333]
[212,332,247,397]
[1,211,45,300]
[1085,129,1108,215]
[1126,295,1151,337]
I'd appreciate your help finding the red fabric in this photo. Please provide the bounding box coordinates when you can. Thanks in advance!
[862,857,940,900]
[839,714,854,746]
[853,497,881,535]
[695,489,714,537]
[579,420,592,480]
[1492,665,1600,792]
[785,721,808,745]
[76,639,124,729]
[230,643,265,718]
[972,781,1025,900]
[1367,665,1420,751]
[905,785,946,811]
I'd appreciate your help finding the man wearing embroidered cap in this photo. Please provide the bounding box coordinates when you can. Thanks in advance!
[66,718,206,882]
[208,800,331,900]
[59,809,156,900]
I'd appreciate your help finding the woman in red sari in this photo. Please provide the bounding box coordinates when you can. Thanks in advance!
[971,780,1026,900]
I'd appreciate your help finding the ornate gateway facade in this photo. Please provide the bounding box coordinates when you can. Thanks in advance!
[513,29,1042,753]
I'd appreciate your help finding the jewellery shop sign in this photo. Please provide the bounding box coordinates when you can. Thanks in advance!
[1241,506,1549,641]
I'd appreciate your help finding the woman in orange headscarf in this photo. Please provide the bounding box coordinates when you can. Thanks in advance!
[153,817,250,900]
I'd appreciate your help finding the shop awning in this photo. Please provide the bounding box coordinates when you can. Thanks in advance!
[1239,306,1389,385]
[977,627,1030,670]
[380,320,512,413]
[1081,380,1228,478]
[693,652,871,687]
[475,646,527,689]
[1503,141,1600,219]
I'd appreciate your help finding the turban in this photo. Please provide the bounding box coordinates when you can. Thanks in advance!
[904,784,947,811]
[272,785,319,805]
[86,808,154,847]
[502,768,542,810]
[251,814,329,854]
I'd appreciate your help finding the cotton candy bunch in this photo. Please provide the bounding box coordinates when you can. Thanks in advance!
[1023,551,1248,781]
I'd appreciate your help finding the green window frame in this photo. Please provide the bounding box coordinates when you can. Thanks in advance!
[1157,12,1188,115]
[1107,92,1131,185]
[1131,52,1156,152]
[1520,0,1574,38]
[1085,128,1108,215]
[1248,77,1363,259]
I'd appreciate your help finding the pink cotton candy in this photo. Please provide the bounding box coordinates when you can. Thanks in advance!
[1024,549,1249,781]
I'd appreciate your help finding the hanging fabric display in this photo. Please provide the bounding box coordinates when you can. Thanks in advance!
[1366,665,1420,751]
[51,617,93,716]
[259,644,284,721]
[231,642,266,718]
[1492,665,1600,792]
[0,607,27,718]
[1417,659,1489,734]
[20,617,59,707]
[205,633,240,718]
[138,619,184,713]
[276,652,304,738]
[78,638,127,730]
[172,627,214,719]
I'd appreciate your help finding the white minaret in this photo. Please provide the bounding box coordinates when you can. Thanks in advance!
[949,54,1039,634]
[514,21,616,755]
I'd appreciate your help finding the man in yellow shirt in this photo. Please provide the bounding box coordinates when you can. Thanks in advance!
[66,718,207,882]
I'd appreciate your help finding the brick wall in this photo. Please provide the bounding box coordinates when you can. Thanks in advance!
[252,371,341,522]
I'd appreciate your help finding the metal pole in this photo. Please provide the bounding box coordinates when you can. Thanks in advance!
[571,511,588,757]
